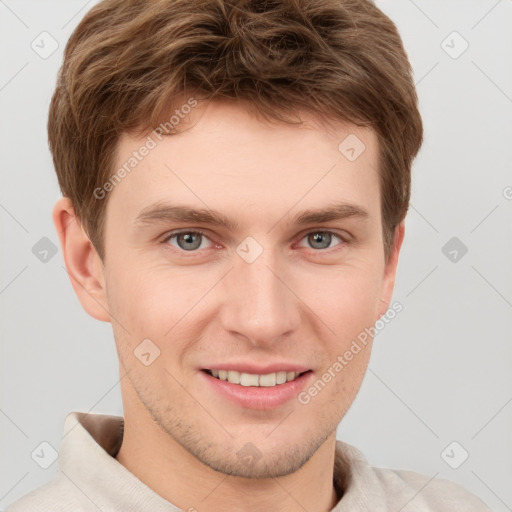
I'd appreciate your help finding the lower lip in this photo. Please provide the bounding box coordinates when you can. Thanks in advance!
[199,370,313,410]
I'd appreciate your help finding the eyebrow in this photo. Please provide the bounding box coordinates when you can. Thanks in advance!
[135,201,369,231]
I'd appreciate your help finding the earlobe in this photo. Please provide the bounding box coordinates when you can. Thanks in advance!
[53,197,111,322]
[376,221,405,319]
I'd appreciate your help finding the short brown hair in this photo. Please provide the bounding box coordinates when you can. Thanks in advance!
[48,0,423,261]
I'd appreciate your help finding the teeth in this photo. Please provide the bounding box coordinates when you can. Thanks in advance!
[259,373,276,387]
[240,372,259,386]
[209,370,302,387]
[227,370,240,384]
[276,371,287,384]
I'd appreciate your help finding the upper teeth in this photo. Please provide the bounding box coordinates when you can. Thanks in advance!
[210,370,299,387]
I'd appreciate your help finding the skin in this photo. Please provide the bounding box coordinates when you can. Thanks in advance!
[54,99,404,512]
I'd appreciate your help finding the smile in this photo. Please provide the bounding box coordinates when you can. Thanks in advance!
[204,369,309,387]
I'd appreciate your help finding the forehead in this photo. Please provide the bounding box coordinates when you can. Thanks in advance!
[107,100,381,226]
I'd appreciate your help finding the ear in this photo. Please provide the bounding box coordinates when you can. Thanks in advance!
[53,197,111,322]
[376,221,405,319]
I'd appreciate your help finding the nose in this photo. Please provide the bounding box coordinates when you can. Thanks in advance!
[218,247,301,348]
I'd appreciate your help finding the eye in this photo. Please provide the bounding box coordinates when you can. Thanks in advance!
[161,229,348,254]
[297,231,345,250]
[163,230,214,251]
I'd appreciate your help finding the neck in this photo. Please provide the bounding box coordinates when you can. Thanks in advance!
[115,385,341,512]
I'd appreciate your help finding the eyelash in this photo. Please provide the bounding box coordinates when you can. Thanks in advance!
[160,229,349,255]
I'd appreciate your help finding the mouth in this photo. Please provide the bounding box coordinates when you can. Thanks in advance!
[201,369,312,387]
[199,365,314,410]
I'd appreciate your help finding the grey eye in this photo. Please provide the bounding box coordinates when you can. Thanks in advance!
[307,232,333,250]
[175,232,203,251]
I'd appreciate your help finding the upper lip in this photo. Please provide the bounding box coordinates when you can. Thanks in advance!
[202,363,311,374]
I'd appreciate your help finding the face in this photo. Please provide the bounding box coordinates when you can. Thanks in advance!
[96,100,399,478]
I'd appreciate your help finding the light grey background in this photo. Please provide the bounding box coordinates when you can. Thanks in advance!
[1,0,511,510]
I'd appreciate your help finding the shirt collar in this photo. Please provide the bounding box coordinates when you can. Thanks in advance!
[60,411,181,511]
[59,411,377,511]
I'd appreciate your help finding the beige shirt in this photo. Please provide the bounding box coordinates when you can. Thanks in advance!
[7,412,491,511]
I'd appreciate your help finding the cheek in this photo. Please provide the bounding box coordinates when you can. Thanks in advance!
[104,265,194,383]
[292,262,383,338]
[104,259,215,343]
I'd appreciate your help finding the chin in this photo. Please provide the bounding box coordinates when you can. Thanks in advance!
[163,416,335,479]
[197,438,322,479]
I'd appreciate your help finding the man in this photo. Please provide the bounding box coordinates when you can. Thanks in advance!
[8,0,491,510]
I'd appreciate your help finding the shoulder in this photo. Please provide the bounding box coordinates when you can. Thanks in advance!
[6,476,91,512]
[334,441,491,511]
[372,466,492,511]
